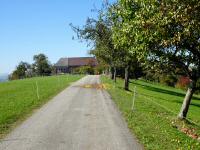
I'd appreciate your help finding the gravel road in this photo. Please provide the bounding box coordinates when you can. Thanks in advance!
[0,75,143,150]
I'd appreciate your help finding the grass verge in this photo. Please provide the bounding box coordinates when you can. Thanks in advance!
[101,76,200,150]
[0,74,83,138]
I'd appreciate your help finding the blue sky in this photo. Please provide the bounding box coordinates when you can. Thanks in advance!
[0,0,115,74]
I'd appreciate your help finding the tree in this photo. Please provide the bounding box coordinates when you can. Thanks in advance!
[70,7,124,82]
[110,2,144,90]
[33,54,52,76]
[117,0,200,119]
[10,61,31,80]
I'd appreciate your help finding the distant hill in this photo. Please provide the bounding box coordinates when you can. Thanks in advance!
[0,74,8,82]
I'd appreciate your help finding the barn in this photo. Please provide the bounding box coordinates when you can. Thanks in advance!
[55,57,97,74]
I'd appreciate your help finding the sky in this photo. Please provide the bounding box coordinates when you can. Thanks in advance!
[0,0,115,74]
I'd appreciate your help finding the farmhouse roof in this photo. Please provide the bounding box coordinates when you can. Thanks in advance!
[55,57,97,67]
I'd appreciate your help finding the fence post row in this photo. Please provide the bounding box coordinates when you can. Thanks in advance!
[131,86,136,111]
[36,80,40,100]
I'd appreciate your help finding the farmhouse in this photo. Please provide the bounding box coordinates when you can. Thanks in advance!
[55,57,97,74]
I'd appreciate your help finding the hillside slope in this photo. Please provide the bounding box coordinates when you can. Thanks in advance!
[0,75,83,138]
[102,76,200,150]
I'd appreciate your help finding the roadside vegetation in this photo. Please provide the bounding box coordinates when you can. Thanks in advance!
[70,0,200,148]
[0,75,82,138]
[71,0,199,121]
[102,76,200,150]
[9,53,53,80]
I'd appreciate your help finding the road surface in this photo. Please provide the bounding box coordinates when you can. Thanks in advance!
[0,75,143,150]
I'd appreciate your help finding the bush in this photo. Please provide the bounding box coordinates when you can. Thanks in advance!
[94,65,106,75]
[73,66,95,75]
[175,76,190,90]
[159,74,177,87]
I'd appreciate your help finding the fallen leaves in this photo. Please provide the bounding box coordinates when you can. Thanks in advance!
[171,119,200,141]
[81,83,110,90]
[180,127,199,140]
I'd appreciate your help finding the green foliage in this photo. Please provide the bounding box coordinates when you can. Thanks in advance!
[94,64,106,75]
[9,62,31,80]
[33,53,52,76]
[102,76,200,150]
[195,79,200,94]
[73,65,105,75]
[0,75,83,138]
[144,70,178,87]
[112,0,200,79]
[159,74,177,87]
[114,0,200,81]
[71,16,123,69]
[110,0,200,118]
[70,3,133,74]
[10,53,53,80]
[73,66,95,75]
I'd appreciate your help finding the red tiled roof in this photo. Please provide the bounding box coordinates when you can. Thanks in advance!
[55,57,97,67]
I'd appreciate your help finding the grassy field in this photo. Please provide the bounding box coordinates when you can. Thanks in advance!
[101,76,200,150]
[0,75,83,138]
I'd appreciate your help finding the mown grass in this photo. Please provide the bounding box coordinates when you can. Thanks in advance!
[101,76,200,150]
[0,75,83,138]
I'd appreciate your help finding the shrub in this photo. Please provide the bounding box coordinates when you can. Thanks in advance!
[159,74,177,87]
[73,66,95,75]
[175,76,190,90]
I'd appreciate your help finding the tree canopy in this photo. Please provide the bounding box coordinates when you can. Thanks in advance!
[70,0,199,119]
[10,53,52,80]
[9,62,31,80]
[33,54,52,76]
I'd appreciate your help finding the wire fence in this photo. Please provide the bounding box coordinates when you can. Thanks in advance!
[35,80,40,100]
[1,75,63,100]
[131,86,200,127]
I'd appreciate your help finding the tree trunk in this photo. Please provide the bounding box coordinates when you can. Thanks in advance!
[178,80,196,119]
[124,66,129,90]
[110,67,114,80]
[114,67,117,83]
[105,67,109,76]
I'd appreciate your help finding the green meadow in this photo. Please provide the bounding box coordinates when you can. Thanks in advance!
[0,75,82,138]
[102,76,200,150]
